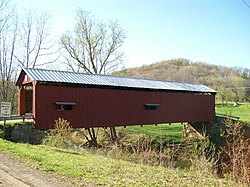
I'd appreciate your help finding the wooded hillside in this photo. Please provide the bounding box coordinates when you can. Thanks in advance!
[113,58,250,103]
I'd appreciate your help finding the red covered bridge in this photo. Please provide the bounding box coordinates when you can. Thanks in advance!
[16,68,216,130]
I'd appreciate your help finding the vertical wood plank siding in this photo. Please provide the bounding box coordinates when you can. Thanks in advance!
[34,84,215,130]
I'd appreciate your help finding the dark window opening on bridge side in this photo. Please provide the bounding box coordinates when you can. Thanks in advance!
[55,102,76,111]
[144,104,160,110]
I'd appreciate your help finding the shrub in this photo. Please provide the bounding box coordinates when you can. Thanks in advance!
[221,120,250,185]
[43,118,73,148]
[190,136,220,177]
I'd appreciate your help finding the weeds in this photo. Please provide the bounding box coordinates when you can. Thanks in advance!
[54,118,72,136]
[43,121,215,170]
[221,120,250,185]
[190,136,220,177]
[0,138,235,187]
[122,136,181,167]
[42,118,250,186]
[87,134,183,169]
[43,118,73,148]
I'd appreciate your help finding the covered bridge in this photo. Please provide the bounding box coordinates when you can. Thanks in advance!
[16,68,216,130]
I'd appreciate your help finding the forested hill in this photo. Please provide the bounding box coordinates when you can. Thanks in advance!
[113,58,250,102]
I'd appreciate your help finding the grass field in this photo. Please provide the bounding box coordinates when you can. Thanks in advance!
[116,123,184,143]
[216,103,250,123]
[0,138,236,187]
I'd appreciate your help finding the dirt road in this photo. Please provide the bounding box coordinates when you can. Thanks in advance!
[0,151,77,187]
[0,169,29,187]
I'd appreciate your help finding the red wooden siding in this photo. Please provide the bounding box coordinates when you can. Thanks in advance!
[33,84,215,130]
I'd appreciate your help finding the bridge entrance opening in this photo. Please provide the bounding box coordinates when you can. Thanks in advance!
[24,85,33,114]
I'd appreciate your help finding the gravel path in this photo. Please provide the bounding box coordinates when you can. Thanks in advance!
[0,151,79,187]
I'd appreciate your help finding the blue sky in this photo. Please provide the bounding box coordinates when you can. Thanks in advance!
[13,0,250,69]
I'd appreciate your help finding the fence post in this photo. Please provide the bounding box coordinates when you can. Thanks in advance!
[23,115,25,123]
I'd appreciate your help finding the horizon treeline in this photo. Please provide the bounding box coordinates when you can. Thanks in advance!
[113,58,250,104]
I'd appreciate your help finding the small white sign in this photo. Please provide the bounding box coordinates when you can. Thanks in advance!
[1,102,11,117]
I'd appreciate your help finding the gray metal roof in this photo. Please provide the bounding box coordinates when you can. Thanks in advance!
[21,67,216,93]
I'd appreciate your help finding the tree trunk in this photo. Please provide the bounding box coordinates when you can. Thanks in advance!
[86,128,98,147]
[110,126,118,143]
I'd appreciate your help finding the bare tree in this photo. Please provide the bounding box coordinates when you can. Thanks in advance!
[0,1,59,114]
[0,0,11,31]
[61,9,126,146]
[16,10,59,68]
[61,8,125,74]
[0,0,18,112]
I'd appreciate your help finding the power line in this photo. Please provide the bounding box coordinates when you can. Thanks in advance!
[242,0,250,9]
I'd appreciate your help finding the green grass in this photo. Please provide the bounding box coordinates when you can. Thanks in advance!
[0,138,235,187]
[216,103,250,123]
[0,121,20,127]
[117,123,184,143]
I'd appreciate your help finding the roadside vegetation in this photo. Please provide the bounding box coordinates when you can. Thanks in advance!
[0,138,238,187]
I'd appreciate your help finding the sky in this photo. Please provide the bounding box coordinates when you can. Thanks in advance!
[13,0,250,69]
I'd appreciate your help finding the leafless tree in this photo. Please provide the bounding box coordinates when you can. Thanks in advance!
[61,8,125,74]
[15,10,59,68]
[0,0,18,112]
[0,1,59,113]
[61,9,126,146]
[0,0,11,31]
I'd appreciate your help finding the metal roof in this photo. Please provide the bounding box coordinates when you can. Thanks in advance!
[20,67,216,93]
